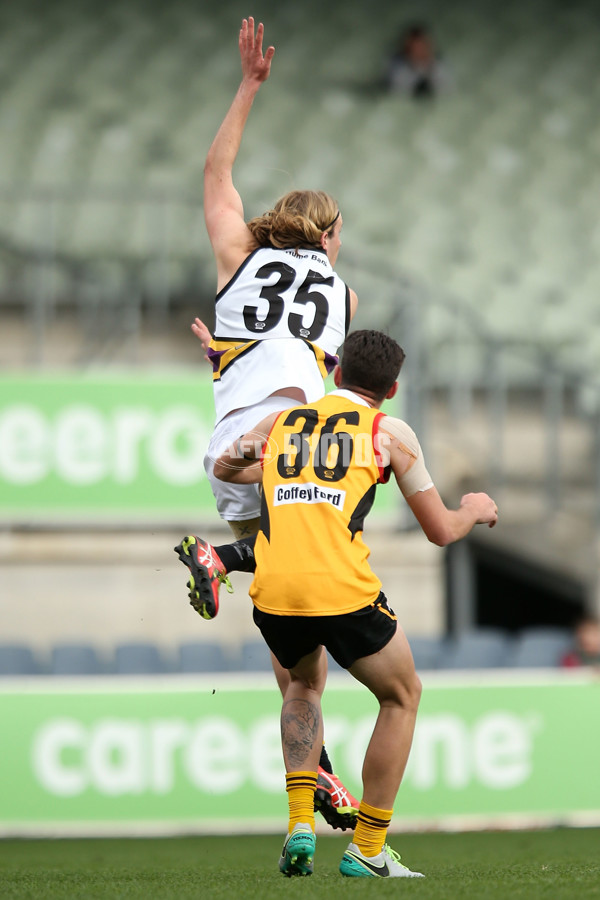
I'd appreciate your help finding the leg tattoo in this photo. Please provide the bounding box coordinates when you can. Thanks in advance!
[281,699,321,769]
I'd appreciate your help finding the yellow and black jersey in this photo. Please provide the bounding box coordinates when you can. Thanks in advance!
[249,391,390,616]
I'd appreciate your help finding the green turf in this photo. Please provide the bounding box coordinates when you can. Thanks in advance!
[0,829,599,899]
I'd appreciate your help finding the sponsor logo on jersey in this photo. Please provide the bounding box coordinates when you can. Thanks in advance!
[273,482,345,509]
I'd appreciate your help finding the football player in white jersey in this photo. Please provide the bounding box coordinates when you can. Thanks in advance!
[200,17,357,539]
[175,18,360,831]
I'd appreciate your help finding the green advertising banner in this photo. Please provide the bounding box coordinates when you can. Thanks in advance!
[0,373,218,518]
[0,374,397,521]
[1,672,599,835]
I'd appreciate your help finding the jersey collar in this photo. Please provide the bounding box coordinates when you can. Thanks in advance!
[328,388,371,407]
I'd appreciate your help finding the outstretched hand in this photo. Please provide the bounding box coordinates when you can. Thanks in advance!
[239,17,275,85]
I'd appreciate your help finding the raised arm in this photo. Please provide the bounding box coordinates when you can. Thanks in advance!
[349,288,358,320]
[204,17,275,289]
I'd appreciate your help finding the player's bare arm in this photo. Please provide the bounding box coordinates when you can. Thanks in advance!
[213,411,279,484]
[380,418,497,545]
[349,287,358,320]
[407,486,497,547]
[204,17,275,289]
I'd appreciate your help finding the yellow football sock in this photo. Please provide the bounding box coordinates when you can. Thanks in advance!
[285,771,317,834]
[353,800,393,857]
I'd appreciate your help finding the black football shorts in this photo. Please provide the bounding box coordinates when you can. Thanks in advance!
[252,592,397,670]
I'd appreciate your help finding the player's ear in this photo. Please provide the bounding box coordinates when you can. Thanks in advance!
[333,365,342,387]
[385,381,399,400]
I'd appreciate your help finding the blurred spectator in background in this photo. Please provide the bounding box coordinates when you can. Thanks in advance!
[386,23,448,99]
[561,616,600,668]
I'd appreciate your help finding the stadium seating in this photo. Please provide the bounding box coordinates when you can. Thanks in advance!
[407,636,445,671]
[177,641,231,673]
[113,641,166,675]
[509,627,573,668]
[0,644,40,676]
[438,629,512,670]
[239,639,274,672]
[0,628,584,677]
[50,643,105,676]
[1,0,600,385]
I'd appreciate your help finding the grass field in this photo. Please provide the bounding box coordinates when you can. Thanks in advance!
[1,828,599,899]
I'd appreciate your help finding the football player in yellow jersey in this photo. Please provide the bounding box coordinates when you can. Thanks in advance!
[175,16,361,832]
[212,329,498,878]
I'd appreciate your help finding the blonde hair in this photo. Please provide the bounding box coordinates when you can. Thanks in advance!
[247,190,339,250]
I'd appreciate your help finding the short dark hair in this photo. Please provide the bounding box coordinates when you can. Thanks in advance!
[339,330,405,400]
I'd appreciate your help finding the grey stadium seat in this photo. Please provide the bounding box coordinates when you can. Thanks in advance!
[438,629,512,670]
[407,636,444,671]
[114,642,165,674]
[50,643,104,675]
[239,639,273,672]
[177,641,230,673]
[0,644,40,675]
[509,627,572,668]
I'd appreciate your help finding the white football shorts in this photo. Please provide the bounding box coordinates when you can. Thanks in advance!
[204,395,298,522]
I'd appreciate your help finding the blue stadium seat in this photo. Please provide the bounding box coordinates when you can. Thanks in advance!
[0,644,40,675]
[509,627,572,668]
[239,640,273,672]
[50,643,104,675]
[438,629,512,670]
[177,641,230,673]
[407,636,444,671]
[114,642,165,674]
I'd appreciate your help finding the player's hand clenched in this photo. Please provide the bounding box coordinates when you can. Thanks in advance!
[460,492,498,528]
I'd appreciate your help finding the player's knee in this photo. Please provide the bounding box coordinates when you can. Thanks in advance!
[228,517,261,539]
[387,670,422,714]
[409,672,423,711]
[289,650,327,694]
